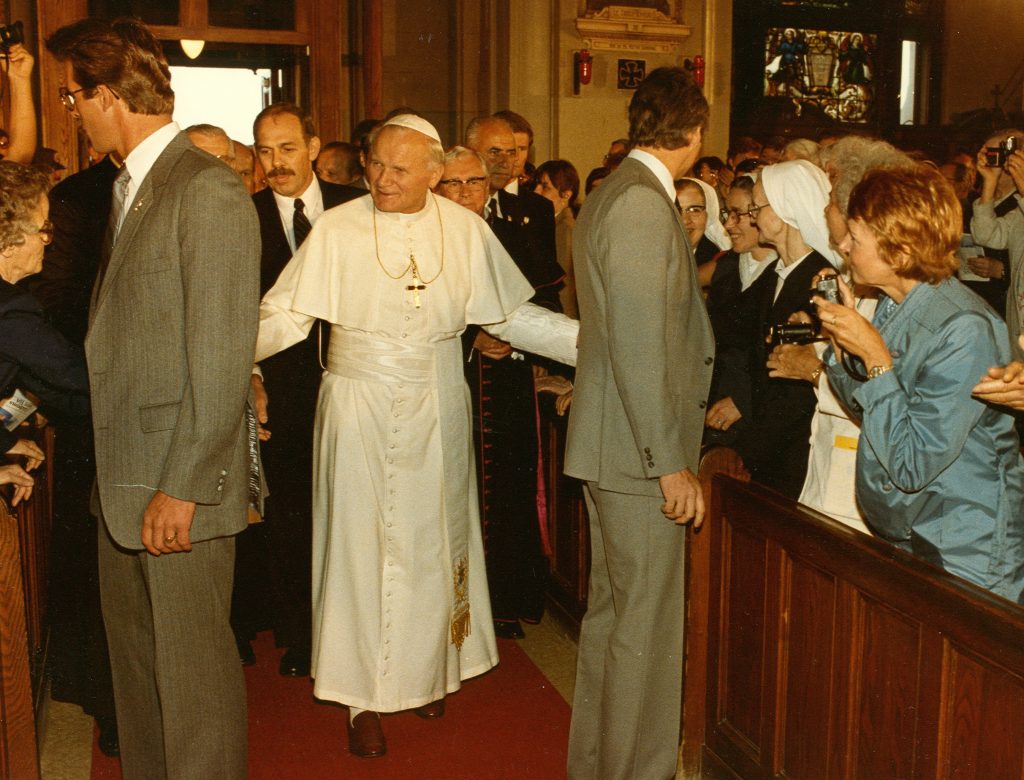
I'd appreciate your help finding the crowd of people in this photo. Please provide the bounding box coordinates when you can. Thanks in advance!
[1,14,1024,780]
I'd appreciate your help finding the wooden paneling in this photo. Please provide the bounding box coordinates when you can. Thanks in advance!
[851,598,921,780]
[718,524,765,755]
[539,401,588,625]
[690,477,1024,780]
[0,496,38,780]
[779,559,837,779]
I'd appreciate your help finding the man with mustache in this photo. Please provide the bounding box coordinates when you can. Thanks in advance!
[249,103,363,675]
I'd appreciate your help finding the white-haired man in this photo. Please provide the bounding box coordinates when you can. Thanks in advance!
[256,115,577,759]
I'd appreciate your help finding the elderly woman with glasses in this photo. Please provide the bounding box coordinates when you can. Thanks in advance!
[725,159,841,498]
[0,161,89,477]
[816,165,1024,601]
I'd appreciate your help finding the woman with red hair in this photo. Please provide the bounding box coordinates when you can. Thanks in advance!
[816,165,1024,602]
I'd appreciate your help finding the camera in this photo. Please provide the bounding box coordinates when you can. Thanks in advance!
[985,136,1018,168]
[814,274,840,305]
[767,275,841,346]
[768,321,819,346]
[0,21,23,53]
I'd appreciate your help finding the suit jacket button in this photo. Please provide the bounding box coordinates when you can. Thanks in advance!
[647,461,655,468]
[705,356,714,365]
[699,400,707,409]
[644,447,651,454]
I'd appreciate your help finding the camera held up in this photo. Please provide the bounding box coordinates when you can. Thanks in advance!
[985,136,1019,169]
[0,21,23,54]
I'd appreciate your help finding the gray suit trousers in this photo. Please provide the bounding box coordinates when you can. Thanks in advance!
[568,483,686,780]
[98,523,247,779]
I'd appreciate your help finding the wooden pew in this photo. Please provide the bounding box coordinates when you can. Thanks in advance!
[682,476,1024,779]
[0,490,39,780]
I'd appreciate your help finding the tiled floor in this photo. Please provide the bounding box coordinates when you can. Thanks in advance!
[38,613,579,778]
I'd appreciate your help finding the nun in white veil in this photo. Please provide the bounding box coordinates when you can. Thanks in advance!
[675,176,731,266]
[719,159,844,499]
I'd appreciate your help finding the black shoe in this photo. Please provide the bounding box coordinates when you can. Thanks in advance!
[236,637,256,666]
[493,619,525,640]
[97,724,120,758]
[279,647,311,677]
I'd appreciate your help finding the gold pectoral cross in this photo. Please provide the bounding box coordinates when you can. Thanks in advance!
[406,255,426,308]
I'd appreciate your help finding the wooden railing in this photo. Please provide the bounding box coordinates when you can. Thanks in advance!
[682,476,1024,779]
[0,425,56,780]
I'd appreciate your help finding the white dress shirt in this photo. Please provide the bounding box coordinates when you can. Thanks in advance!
[273,176,324,253]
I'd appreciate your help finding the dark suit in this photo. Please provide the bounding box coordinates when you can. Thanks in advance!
[464,208,563,627]
[736,251,832,498]
[564,157,714,778]
[495,188,558,280]
[245,179,364,655]
[0,280,88,448]
[88,131,260,779]
[702,251,778,447]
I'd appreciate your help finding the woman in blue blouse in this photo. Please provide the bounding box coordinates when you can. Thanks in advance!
[815,165,1024,602]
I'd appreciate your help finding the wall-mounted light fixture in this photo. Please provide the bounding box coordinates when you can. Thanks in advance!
[574,49,593,96]
[180,39,205,59]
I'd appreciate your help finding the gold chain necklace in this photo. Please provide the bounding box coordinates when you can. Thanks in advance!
[372,193,445,308]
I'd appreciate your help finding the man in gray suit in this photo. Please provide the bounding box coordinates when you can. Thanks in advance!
[565,67,714,779]
[47,19,260,779]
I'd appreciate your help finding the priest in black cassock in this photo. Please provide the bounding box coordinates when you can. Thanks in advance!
[437,145,564,639]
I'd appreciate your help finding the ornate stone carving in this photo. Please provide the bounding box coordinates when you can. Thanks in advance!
[575,4,691,55]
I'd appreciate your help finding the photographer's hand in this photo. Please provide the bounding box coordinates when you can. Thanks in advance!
[2,43,33,81]
[976,147,1001,203]
[1006,151,1024,197]
[815,295,889,370]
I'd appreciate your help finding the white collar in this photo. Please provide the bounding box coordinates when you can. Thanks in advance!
[626,148,677,203]
[272,174,321,213]
[122,121,180,203]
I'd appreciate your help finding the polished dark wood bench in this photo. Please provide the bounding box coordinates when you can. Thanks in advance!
[682,475,1024,779]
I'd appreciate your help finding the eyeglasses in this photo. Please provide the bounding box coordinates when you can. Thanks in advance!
[58,85,91,112]
[681,204,706,216]
[438,176,488,191]
[32,220,54,245]
[720,203,768,224]
[484,148,516,161]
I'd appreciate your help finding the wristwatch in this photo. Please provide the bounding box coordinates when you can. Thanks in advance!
[867,364,893,380]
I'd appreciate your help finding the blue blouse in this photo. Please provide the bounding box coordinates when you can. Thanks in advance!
[826,278,1024,603]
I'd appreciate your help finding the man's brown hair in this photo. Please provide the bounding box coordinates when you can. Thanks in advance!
[627,67,708,151]
[46,17,173,116]
[253,103,317,143]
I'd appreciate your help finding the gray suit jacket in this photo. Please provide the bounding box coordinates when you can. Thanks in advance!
[565,157,714,497]
[86,132,261,549]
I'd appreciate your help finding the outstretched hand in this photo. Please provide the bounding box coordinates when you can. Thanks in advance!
[972,336,1024,410]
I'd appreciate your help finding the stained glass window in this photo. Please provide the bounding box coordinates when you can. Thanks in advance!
[763,28,876,123]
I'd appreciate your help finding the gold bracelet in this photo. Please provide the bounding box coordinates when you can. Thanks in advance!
[867,364,893,380]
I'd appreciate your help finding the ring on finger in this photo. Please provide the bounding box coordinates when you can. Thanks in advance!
[164,533,177,544]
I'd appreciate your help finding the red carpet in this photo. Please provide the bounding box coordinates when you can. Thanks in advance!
[91,631,570,779]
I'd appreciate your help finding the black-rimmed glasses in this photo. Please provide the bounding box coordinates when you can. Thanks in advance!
[719,203,769,224]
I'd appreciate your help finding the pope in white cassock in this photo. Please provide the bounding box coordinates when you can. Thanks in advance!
[255,114,578,758]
